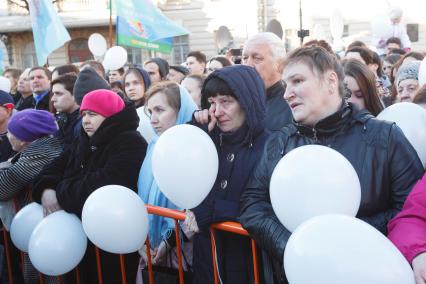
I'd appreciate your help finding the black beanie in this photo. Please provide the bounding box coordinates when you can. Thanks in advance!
[147,58,169,79]
[73,67,111,105]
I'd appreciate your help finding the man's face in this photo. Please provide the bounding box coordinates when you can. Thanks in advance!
[51,83,78,113]
[144,62,162,83]
[0,106,12,127]
[186,56,205,75]
[386,43,400,55]
[109,70,123,83]
[242,41,282,89]
[29,69,50,94]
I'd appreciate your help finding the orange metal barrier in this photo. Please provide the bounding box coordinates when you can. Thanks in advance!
[210,222,260,284]
[2,204,260,284]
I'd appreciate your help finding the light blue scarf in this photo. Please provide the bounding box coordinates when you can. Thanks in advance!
[138,86,197,248]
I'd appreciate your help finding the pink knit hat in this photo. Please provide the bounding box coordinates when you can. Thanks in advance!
[80,89,125,118]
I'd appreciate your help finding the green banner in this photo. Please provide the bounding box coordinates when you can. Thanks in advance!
[117,32,172,54]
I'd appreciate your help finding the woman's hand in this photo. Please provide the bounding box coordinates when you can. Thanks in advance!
[151,241,170,265]
[181,209,199,240]
[194,106,217,132]
[413,252,426,284]
[41,189,62,216]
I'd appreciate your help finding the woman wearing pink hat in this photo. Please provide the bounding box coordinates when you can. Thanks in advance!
[32,89,148,283]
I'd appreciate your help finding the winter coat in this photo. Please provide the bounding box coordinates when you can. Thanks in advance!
[239,102,424,284]
[0,136,62,202]
[15,95,34,111]
[55,109,81,151]
[192,65,269,284]
[388,172,426,263]
[264,81,293,131]
[32,103,147,284]
[0,133,14,163]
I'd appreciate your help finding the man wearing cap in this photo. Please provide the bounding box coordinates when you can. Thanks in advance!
[167,65,189,84]
[0,91,15,163]
[144,57,169,83]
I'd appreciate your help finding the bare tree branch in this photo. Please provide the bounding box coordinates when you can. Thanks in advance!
[7,0,62,12]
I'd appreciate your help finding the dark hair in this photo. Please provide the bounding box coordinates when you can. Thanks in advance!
[3,68,22,80]
[370,51,384,77]
[110,67,125,75]
[81,60,105,78]
[343,59,384,116]
[389,48,406,55]
[187,51,207,64]
[384,54,402,65]
[386,37,402,47]
[185,74,205,89]
[303,39,334,54]
[209,56,232,67]
[144,81,181,114]
[29,67,52,80]
[347,41,367,50]
[51,74,77,94]
[413,85,426,105]
[52,64,80,77]
[345,47,374,65]
[284,46,346,98]
[403,51,425,62]
[201,76,235,109]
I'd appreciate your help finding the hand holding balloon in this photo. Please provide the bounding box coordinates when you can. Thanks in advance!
[41,189,61,216]
[412,253,426,284]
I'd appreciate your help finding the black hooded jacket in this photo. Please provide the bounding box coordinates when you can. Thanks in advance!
[33,103,147,216]
[265,80,293,131]
[239,102,424,283]
[191,65,270,283]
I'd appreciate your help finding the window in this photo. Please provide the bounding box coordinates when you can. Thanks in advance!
[68,38,93,63]
[407,24,419,42]
[172,35,189,64]
[21,42,37,68]
[124,47,152,66]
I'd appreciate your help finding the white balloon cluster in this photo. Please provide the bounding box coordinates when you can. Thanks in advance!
[270,145,414,283]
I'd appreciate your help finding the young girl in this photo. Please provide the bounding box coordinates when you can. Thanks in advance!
[123,67,151,108]
[33,89,148,283]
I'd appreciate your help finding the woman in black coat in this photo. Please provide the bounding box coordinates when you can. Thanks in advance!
[239,46,424,283]
[33,89,147,284]
[190,65,269,283]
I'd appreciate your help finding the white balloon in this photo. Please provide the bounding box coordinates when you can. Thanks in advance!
[82,185,149,254]
[88,33,107,57]
[377,102,426,168]
[102,46,128,71]
[330,9,344,40]
[270,145,361,232]
[284,214,415,284]
[418,57,426,86]
[152,124,218,209]
[29,211,87,276]
[10,203,44,252]
[137,106,156,144]
[0,76,11,93]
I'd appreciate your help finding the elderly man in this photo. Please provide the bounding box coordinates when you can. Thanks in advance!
[242,32,292,130]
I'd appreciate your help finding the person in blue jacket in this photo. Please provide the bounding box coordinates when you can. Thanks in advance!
[191,65,269,283]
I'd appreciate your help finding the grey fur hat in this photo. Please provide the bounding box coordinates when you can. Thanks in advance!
[396,60,421,87]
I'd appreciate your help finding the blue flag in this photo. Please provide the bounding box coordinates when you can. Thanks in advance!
[114,0,189,42]
[29,0,71,66]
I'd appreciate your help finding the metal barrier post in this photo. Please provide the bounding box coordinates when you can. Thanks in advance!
[2,228,13,284]
[119,255,126,284]
[174,220,184,284]
[209,228,219,284]
[95,247,103,284]
[145,238,154,284]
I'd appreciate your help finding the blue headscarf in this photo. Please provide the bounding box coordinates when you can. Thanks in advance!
[138,85,197,248]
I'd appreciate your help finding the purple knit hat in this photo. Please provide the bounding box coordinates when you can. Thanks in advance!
[8,109,58,142]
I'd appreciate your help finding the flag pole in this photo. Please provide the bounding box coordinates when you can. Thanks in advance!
[109,0,113,47]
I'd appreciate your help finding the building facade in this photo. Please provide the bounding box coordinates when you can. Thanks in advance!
[0,0,424,70]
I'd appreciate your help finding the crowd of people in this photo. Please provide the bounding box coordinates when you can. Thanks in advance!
[0,28,425,284]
